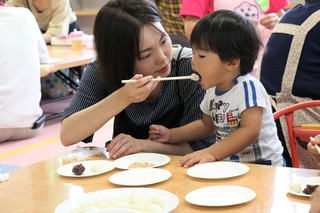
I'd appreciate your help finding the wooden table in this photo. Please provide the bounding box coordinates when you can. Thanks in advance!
[1,150,319,213]
[42,45,95,89]
[46,45,95,72]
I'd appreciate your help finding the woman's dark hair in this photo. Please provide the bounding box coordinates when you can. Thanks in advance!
[190,10,262,74]
[93,0,161,90]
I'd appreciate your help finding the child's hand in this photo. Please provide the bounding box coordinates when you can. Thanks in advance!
[308,135,320,156]
[259,13,279,30]
[178,148,216,168]
[149,124,171,143]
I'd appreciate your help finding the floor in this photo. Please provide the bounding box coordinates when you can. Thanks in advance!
[0,97,114,173]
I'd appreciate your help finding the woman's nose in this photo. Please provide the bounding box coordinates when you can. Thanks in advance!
[156,49,167,65]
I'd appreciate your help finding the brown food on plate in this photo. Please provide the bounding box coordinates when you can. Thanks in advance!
[128,162,155,168]
[72,163,86,175]
[303,184,319,195]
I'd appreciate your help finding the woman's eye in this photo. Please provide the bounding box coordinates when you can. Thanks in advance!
[161,38,167,45]
[140,54,151,60]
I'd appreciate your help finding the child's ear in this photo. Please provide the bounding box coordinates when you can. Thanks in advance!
[226,59,240,70]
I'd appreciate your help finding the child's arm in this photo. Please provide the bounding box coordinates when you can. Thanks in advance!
[179,107,263,167]
[149,114,215,144]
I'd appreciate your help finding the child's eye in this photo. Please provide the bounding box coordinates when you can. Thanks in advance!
[199,54,206,58]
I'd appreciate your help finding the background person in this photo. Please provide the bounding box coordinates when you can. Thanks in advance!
[179,0,289,76]
[259,0,320,168]
[5,0,81,99]
[0,6,49,142]
[154,0,190,47]
[5,0,80,44]
[60,0,215,159]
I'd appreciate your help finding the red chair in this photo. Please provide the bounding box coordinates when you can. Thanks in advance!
[273,100,320,168]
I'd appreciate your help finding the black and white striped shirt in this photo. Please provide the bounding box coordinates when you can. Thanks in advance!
[63,46,215,150]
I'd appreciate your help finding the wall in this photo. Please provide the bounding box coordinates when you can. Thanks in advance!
[71,0,108,34]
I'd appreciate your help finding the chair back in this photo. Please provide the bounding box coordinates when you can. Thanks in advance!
[273,100,320,168]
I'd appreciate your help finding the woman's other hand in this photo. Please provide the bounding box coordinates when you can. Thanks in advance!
[106,133,144,159]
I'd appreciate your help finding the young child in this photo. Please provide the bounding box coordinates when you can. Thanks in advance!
[149,10,284,167]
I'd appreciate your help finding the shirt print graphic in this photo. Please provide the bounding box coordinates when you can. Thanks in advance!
[234,2,260,19]
[209,98,262,163]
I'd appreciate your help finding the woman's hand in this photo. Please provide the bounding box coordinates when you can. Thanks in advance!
[178,148,216,168]
[106,133,144,159]
[149,124,172,143]
[122,74,159,104]
[259,13,280,30]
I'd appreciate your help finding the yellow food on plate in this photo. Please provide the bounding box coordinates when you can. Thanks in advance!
[129,162,155,168]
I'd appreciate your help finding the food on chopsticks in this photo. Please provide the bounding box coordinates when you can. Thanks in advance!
[129,162,155,168]
[72,163,86,175]
[303,184,319,195]
[69,192,166,213]
[121,73,200,83]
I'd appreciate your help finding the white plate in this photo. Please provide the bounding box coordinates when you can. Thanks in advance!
[185,185,256,207]
[88,208,139,213]
[109,168,172,186]
[288,177,320,197]
[55,188,179,213]
[113,153,171,169]
[187,161,249,179]
[57,160,115,177]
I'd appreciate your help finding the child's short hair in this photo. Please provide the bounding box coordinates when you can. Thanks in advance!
[190,10,262,74]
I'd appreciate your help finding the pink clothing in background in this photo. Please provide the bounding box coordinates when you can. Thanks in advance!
[180,0,290,76]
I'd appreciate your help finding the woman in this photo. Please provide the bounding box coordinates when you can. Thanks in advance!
[60,0,215,159]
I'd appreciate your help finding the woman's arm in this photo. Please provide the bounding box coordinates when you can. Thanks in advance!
[60,66,158,146]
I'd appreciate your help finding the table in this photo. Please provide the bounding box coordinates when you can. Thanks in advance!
[40,46,95,119]
[45,45,96,90]
[1,151,319,213]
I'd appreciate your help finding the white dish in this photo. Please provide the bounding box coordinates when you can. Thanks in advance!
[185,185,256,207]
[55,188,179,213]
[113,153,171,169]
[187,161,249,179]
[109,168,172,186]
[57,160,115,177]
[288,177,320,197]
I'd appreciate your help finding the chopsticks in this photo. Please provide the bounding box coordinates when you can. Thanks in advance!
[121,73,200,83]
[310,137,320,155]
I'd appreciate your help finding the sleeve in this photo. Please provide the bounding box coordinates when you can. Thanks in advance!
[180,0,211,19]
[266,0,289,14]
[236,79,268,114]
[62,61,110,142]
[200,89,213,116]
[45,0,72,36]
